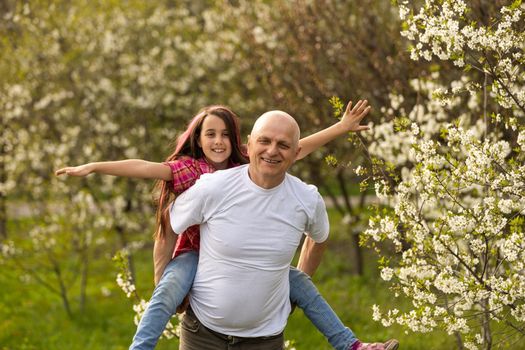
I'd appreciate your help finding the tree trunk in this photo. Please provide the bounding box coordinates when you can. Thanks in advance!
[115,187,136,280]
[337,170,364,276]
[0,194,6,240]
[0,128,6,239]
[445,295,464,349]
[454,332,464,350]
[350,226,364,275]
[481,299,492,350]
[53,262,73,318]
[79,240,89,311]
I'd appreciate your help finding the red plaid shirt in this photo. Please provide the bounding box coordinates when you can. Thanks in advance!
[166,156,236,258]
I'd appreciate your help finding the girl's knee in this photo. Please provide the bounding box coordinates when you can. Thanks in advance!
[289,268,312,287]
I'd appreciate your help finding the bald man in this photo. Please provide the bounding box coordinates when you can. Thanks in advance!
[169,111,330,349]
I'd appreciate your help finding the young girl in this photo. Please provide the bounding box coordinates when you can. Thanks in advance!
[56,102,398,350]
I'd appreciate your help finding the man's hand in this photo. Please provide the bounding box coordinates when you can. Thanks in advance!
[176,295,190,314]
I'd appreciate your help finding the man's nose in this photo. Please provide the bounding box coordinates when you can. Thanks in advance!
[266,143,278,155]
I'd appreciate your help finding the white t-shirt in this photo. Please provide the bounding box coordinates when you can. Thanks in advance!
[170,164,329,337]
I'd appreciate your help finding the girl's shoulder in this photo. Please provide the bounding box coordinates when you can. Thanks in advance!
[167,155,197,165]
[165,156,207,194]
[165,156,216,179]
[165,156,203,172]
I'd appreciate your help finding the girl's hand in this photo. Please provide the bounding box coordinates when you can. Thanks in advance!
[176,295,190,314]
[55,164,93,177]
[340,99,371,133]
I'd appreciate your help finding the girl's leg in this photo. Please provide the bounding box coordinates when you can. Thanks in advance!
[130,251,198,350]
[289,266,357,350]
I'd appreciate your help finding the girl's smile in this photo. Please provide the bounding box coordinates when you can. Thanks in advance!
[198,114,232,170]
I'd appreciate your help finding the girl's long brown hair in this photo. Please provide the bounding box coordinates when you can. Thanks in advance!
[154,105,248,239]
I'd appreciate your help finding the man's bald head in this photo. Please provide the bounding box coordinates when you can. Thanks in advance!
[246,110,302,188]
[251,111,300,146]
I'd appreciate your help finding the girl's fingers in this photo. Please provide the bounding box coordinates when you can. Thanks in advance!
[354,106,371,120]
[345,99,370,122]
[344,101,353,115]
[55,167,77,176]
[353,100,367,114]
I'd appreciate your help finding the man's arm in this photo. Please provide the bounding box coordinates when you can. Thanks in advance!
[297,237,328,277]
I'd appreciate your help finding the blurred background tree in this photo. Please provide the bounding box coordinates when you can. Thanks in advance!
[1,0,421,296]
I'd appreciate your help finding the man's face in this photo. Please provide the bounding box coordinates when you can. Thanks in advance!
[247,115,300,188]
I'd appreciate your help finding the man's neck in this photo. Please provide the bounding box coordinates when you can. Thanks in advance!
[247,168,285,189]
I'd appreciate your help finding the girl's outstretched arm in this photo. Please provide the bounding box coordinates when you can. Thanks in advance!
[55,159,173,181]
[296,99,371,160]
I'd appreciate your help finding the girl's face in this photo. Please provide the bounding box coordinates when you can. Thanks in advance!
[198,114,232,170]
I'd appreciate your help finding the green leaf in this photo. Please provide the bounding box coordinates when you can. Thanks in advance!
[510,0,522,10]
[324,154,338,167]
[329,96,344,119]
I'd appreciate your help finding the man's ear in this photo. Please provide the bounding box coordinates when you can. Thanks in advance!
[295,146,302,160]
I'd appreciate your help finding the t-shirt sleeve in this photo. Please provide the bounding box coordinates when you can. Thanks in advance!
[305,194,329,243]
[169,179,207,235]
[165,157,201,194]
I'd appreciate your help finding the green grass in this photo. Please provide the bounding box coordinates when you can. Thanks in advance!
[0,240,447,350]
[2,214,520,350]
[0,245,174,350]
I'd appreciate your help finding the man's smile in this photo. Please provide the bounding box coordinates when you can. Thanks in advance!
[261,157,281,164]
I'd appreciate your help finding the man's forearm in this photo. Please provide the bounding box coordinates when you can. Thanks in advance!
[297,237,327,276]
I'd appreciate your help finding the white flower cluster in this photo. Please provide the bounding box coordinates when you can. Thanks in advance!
[362,2,525,344]
[132,299,149,326]
[398,0,525,112]
[161,313,183,339]
[116,272,136,298]
[366,117,525,337]
[374,304,440,333]
[0,241,17,259]
[284,340,297,350]
[114,249,180,340]
[29,224,58,250]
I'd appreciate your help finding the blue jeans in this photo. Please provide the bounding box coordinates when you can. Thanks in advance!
[289,267,356,350]
[130,251,199,350]
[130,252,356,350]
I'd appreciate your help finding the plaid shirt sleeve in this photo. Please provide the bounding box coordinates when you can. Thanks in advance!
[164,157,202,194]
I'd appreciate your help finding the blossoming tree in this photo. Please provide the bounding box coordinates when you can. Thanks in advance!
[0,0,237,321]
[363,1,525,349]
